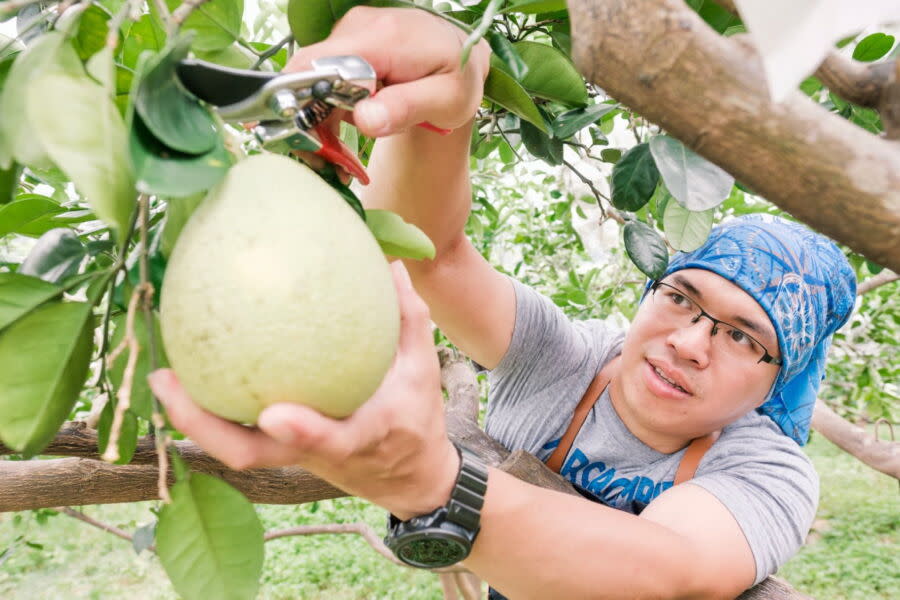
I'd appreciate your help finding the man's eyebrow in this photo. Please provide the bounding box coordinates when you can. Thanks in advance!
[730,315,776,344]
[670,273,777,344]
[671,274,703,299]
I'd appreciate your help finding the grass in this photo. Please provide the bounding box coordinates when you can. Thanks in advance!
[778,432,898,599]
[1,434,895,599]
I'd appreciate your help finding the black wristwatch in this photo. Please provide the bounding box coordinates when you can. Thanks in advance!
[384,444,488,568]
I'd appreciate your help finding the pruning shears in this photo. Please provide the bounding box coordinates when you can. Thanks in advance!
[176,55,451,186]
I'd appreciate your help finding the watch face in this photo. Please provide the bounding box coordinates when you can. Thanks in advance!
[396,535,469,568]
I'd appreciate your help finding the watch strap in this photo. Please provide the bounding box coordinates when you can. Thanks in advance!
[446,445,488,531]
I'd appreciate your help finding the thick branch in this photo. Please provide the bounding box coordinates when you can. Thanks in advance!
[1,358,804,598]
[569,0,900,271]
[812,400,900,479]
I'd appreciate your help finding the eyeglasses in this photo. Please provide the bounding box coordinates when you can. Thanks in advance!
[648,281,782,366]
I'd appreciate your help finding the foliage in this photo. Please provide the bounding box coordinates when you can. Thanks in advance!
[0,0,897,597]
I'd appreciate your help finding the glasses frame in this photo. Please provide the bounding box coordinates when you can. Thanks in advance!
[649,281,783,366]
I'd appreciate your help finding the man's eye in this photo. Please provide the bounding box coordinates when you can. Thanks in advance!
[669,292,688,305]
[728,328,753,347]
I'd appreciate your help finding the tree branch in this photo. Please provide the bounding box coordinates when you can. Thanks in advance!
[1,355,807,598]
[811,400,899,479]
[857,269,899,295]
[816,54,894,109]
[568,0,900,272]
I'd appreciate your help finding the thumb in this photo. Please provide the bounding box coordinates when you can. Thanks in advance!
[352,73,474,137]
[390,261,435,358]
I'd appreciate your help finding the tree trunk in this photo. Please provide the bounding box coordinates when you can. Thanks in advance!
[567,0,900,272]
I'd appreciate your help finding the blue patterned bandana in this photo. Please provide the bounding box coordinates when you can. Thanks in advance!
[651,215,856,445]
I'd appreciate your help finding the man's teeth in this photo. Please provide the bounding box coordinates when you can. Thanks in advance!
[654,366,687,393]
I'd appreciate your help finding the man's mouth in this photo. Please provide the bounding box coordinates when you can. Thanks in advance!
[648,361,691,395]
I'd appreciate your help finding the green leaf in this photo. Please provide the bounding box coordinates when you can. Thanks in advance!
[623,219,668,280]
[73,4,111,61]
[483,66,548,133]
[97,400,139,464]
[122,15,166,70]
[108,311,169,420]
[663,200,714,252]
[693,1,741,34]
[852,33,895,62]
[0,32,83,170]
[136,36,219,155]
[87,46,116,93]
[494,41,587,107]
[19,229,87,284]
[0,301,94,455]
[486,31,528,80]
[610,143,659,212]
[161,193,206,259]
[649,135,733,211]
[287,0,360,46]
[163,0,244,52]
[28,73,136,235]
[133,521,157,554]
[157,473,265,600]
[194,43,258,69]
[364,209,436,260]
[500,0,566,14]
[520,119,563,166]
[130,113,233,197]
[552,103,617,139]
[600,148,622,163]
[0,272,63,332]
[0,195,67,238]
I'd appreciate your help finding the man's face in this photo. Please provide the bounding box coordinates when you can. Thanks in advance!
[612,268,782,452]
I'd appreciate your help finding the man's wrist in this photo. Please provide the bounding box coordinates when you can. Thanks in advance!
[393,440,461,520]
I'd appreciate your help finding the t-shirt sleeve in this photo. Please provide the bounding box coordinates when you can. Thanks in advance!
[485,276,625,456]
[687,415,819,585]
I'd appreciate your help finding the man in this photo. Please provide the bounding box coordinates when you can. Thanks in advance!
[148,7,856,598]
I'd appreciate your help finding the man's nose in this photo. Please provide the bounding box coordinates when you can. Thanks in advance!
[667,316,714,368]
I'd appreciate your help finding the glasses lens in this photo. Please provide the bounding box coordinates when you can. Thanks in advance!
[713,323,766,362]
[652,283,770,364]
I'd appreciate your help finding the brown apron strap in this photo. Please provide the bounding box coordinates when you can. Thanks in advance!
[673,430,721,485]
[545,357,619,474]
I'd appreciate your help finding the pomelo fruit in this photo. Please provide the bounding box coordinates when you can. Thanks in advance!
[160,153,400,423]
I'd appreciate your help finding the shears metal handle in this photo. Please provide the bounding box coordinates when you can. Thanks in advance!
[176,56,452,186]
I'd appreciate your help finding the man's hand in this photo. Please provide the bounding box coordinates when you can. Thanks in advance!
[148,261,459,519]
[287,6,490,138]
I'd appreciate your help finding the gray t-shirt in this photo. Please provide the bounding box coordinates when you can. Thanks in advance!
[484,278,818,585]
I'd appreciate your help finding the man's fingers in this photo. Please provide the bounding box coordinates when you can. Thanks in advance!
[147,369,301,470]
[257,402,367,464]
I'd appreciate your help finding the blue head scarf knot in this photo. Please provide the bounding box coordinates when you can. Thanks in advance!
[655,214,856,445]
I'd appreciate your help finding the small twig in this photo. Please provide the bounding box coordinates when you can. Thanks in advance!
[562,158,617,222]
[56,507,136,546]
[251,34,293,70]
[149,0,169,22]
[101,284,143,463]
[169,0,211,31]
[105,0,141,49]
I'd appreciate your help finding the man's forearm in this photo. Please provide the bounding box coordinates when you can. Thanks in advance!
[464,469,714,600]
[362,120,475,261]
